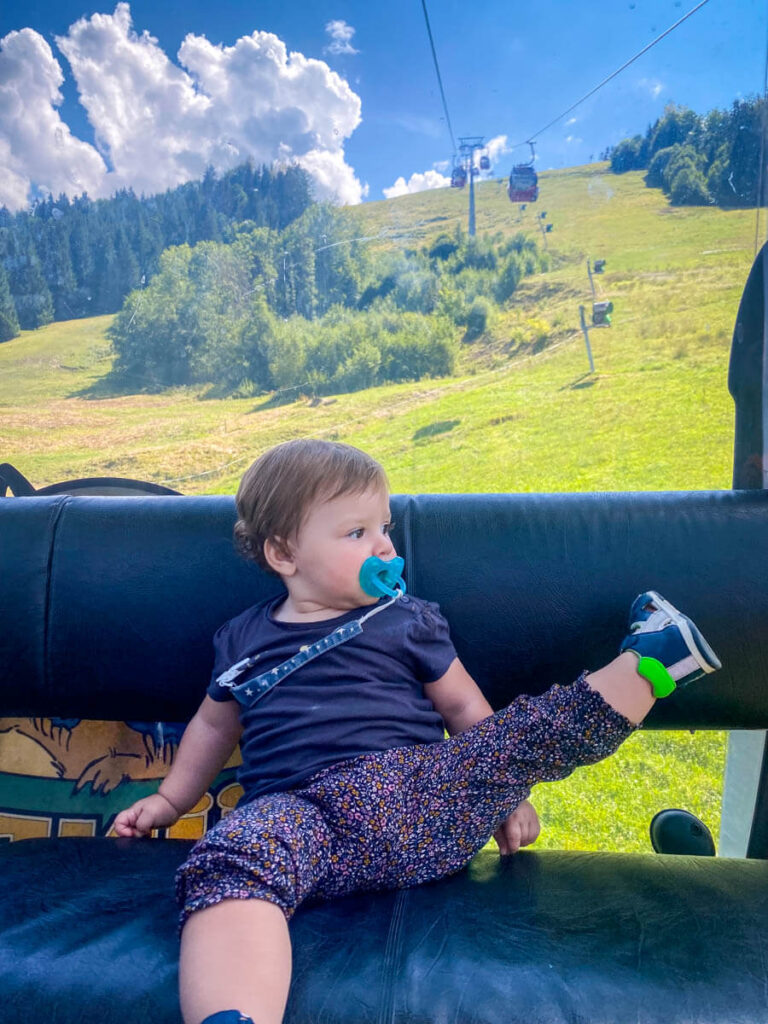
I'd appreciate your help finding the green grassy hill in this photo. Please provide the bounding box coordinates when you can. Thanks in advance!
[2,162,751,853]
[1,164,749,495]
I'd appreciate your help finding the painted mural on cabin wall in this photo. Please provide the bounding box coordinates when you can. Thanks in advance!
[0,717,242,842]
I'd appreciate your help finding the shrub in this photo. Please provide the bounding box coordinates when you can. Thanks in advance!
[107,213,548,396]
[495,254,524,303]
[271,307,458,397]
[392,268,439,313]
[267,317,307,391]
[669,165,711,206]
[428,233,459,261]
[377,311,456,382]
[435,283,464,324]
[331,340,381,392]
[465,297,493,341]
[646,146,678,189]
[610,135,648,173]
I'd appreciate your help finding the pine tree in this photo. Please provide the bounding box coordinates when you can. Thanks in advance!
[68,206,96,316]
[0,263,20,342]
[0,161,314,325]
[36,220,79,320]
[115,227,140,300]
[7,232,54,329]
[92,233,122,314]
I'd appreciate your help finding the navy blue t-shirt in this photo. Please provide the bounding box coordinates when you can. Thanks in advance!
[207,593,456,804]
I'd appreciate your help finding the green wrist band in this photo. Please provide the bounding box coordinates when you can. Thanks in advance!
[635,656,677,698]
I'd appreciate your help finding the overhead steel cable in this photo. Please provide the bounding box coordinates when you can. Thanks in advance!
[512,0,713,150]
[420,0,457,153]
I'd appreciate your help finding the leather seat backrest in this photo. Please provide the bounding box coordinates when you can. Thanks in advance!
[2,490,768,728]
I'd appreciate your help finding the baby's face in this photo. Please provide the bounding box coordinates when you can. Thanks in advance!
[287,485,396,612]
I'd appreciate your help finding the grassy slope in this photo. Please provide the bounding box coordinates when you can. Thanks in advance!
[1,163,754,852]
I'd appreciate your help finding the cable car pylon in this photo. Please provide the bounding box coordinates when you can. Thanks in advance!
[453,137,491,236]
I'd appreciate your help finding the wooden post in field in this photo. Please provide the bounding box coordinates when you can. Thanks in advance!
[579,305,595,373]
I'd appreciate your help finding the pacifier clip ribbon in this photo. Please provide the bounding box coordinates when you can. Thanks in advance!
[216,556,407,709]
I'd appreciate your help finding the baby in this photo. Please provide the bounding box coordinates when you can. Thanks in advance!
[115,439,721,1024]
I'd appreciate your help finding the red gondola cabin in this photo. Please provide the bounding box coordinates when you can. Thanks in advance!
[508,164,538,203]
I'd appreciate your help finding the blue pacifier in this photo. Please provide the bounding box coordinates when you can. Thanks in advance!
[359,556,407,598]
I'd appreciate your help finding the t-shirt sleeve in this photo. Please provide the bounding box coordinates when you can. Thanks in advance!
[206,620,236,702]
[405,600,458,683]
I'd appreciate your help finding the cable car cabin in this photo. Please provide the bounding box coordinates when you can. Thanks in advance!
[592,300,613,326]
[508,165,538,203]
[479,154,490,171]
[451,167,467,189]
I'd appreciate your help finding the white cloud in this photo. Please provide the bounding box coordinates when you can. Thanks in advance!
[566,117,578,126]
[638,77,664,99]
[383,168,449,199]
[324,20,359,56]
[0,28,107,208]
[297,148,368,203]
[0,3,365,210]
[484,134,510,165]
[565,135,583,145]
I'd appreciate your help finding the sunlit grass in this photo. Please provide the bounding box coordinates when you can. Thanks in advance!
[1,163,752,852]
[526,729,727,853]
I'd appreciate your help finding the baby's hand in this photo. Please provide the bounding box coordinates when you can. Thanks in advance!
[494,799,540,855]
[113,792,181,837]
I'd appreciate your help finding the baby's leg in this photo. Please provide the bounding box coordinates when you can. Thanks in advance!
[372,591,721,889]
[585,650,654,724]
[175,792,334,1024]
[296,674,636,905]
[372,672,637,891]
[179,898,290,1024]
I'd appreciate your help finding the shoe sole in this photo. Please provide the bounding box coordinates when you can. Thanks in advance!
[643,591,722,674]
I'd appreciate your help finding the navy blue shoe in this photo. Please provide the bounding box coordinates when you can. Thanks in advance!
[200,1013,254,1024]
[620,591,721,691]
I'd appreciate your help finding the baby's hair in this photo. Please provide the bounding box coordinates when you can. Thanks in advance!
[234,439,389,572]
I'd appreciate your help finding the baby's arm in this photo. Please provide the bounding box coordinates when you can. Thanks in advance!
[424,656,495,735]
[424,658,540,855]
[114,695,242,837]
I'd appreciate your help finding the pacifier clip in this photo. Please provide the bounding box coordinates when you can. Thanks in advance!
[216,556,407,708]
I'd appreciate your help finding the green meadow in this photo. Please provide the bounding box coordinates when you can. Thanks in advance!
[2,162,755,852]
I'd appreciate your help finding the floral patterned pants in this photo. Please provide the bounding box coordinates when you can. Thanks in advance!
[176,675,634,929]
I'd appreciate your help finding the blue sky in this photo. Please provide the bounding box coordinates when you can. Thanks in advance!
[0,0,765,209]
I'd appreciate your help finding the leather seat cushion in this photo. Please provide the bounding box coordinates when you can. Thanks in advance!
[2,837,767,1023]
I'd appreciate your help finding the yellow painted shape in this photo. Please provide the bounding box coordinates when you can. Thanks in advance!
[58,818,97,837]
[0,812,52,840]
[166,792,214,840]
[218,782,244,817]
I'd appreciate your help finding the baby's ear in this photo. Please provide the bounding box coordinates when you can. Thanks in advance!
[264,536,296,577]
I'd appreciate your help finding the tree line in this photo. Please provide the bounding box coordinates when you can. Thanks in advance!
[0,163,313,342]
[608,97,766,207]
[108,210,549,399]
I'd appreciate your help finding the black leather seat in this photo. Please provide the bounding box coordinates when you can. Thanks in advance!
[2,490,768,1021]
[3,837,768,1024]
